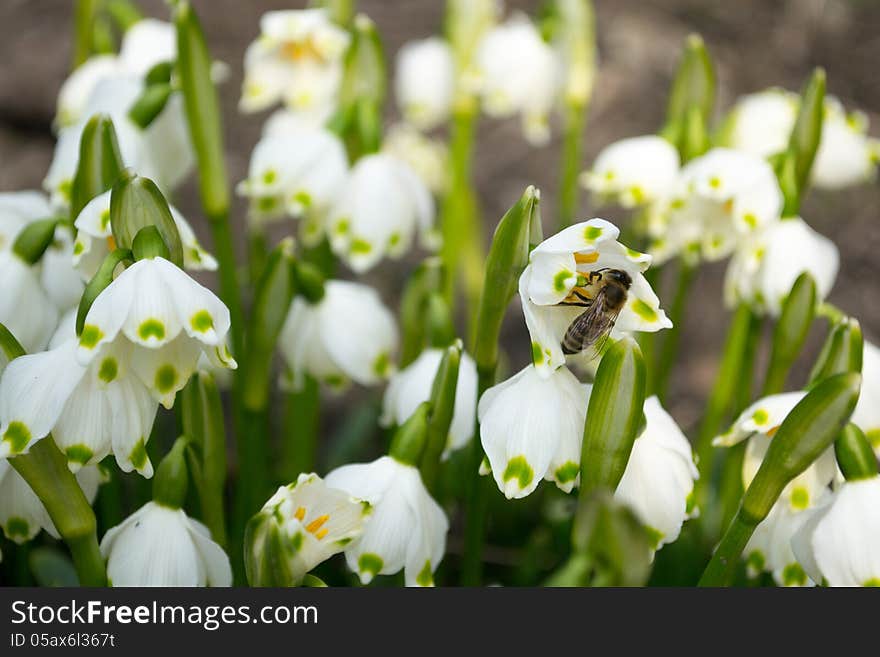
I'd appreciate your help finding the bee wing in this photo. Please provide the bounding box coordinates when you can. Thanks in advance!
[562,287,621,355]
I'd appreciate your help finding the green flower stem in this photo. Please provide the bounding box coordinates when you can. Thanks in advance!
[11,440,106,586]
[699,372,861,586]
[694,303,756,510]
[73,0,98,68]
[281,374,321,479]
[557,102,587,231]
[104,0,143,31]
[653,258,696,401]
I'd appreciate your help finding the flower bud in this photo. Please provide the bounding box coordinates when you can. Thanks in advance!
[835,423,878,482]
[399,257,446,366]
[12,218,61,266]
[778,68,825,214]
[128,82,173,129]
[70,114,124,221]
[808,316,863,387]
[420,340,462,489]
[661,34,715,160]
[763,271,817,394]
[389,401,431,468]
[152,437,189,509]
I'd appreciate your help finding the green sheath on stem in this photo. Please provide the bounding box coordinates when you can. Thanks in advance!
[70,114,124,221]
[762,272,817,395]
[420,341,462,491]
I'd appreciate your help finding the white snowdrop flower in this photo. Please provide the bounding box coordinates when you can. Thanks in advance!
[75,257,236,409]
[238,119,348,240]
[792,476,880,587]
[615,397,698,550]
[279,280,397,390]
[56,55,123,129]
[100,501,232,587]
[72,190,215,280]
[117,18,177,76]
[475,14,562,145]
[0,191,53,253]
[744,495,826,587]
[648,148,783,264]
[812,98,880,190]
[582,136,681,208]
[240,8,350,122]
[0,460,102,544]
[725,88,798,159]
[40,224,86,313]
[724,217,839,316]
[325,455,448,586]
[394,37,456,131]
[256,473,371,582]
[383,123,450,195]
[714,392,837,511]
[519,218,671,376]
[852,342,880,456]
[479,364,590,498]
[0,250,59,353]
[0,312,158,474]
[327,153,436,273]
[46,75,194,209]
[382,348,478,456]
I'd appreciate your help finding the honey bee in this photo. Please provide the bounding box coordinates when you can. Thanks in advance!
[560,268,632,355]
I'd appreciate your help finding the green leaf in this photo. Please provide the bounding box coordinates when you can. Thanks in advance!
[835,423,877,481]
[389,401,432,467]
[420,341,463,490]
[175,1,229,220]
[763,272,817,395]
[788,68,826,198]
[12,218,61,265]
[75,247,133,336]
[808,316,863,386]
[109,169,184,267]
[0,322,26,361]
[30,547,79,587]
[579,337,647,495]
[70,114,124,221]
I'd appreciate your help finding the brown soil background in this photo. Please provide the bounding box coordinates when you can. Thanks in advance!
[1,0,878,438]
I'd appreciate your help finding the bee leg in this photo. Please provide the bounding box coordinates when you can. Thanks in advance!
[559,289,593,307]
[587,270,604,284]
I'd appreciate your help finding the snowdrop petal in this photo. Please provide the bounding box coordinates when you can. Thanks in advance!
[0,252,59,353]
[583,136,680,207]
[852,342,880,454]
[713,391,806,446]
[0,460,55,543]
[395,37,455,131]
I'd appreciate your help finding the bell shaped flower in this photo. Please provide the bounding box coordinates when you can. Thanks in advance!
[744,496,826,587]
[41,225,86,312]
[72,190,216,280]
[326,153,436,273]
[648,148,783,264]
[394,37,455,131]
[519,218,671,376]
[581,136,681,208]
[100,501,232,587]
[615,397,698,550]
[117,18,177,76]
[0,312,158,474]
[240,8,350,123]
[479,364,590,498]
[812,98,880,190]
[251,473,371,584]
[75,256,236,409]
[279,280,397,390]
[0,250,58,353]
[237,115,348,239]
[725,88,799,159]
[474,14,561,145]
[792,476,880,587]
[382,348,478,456]
[0,460,102,544]
[325,455,448,587]
[383,123,449,195]
[724,217,839,316]
[714,392,837,511]
[0,191,53,253]
[852,341,880,456]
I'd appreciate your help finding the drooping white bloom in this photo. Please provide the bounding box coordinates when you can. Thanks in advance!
[256,473,371,582]
[279,280,397,390]
[0,460,102,544]
[383,123,449,195]
[327,153,436,273]
[725,88,798,159]
[0,250,59,353]
[46,75,194,208]
[474,14,561,145]
[852,341,880,456]
[724,217,839,316]
[648,148,783,264]
[791,476,880,587]
[394,37,456,131]
[72,190,216,280]
[519,218,671,376]
[75,257,236,408]
[100,501,232,587]
[812,98,880,190]
[238,116,348,239]
[382,348,478,456]
[714,391,837,511]
[41,225,86,312]
[0,313,158,474]
[240,9,351,123]
[325,456,448,586]
[479,364,589,498]
[744,495,825,587]
[56,55,123,129]
[582,136,681,208]
[615,397,698,550]
[0,192,53,253]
